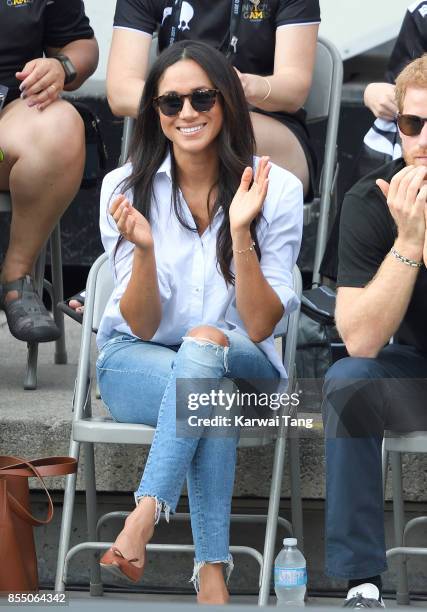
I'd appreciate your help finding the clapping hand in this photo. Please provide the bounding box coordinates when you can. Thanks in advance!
[110,194,154,251]
[229,156,271,234]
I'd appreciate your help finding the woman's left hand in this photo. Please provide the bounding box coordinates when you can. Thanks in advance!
[229,156,271,233]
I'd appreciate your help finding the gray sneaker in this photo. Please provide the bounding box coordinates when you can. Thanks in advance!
[344,583,385,608]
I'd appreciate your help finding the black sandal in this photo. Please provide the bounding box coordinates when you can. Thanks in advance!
[57,290,85,324]
[0,275,61,343]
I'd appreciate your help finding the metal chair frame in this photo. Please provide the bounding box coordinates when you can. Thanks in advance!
[382,432,427,605]
[0,192,67,389]
[304,36,343,286]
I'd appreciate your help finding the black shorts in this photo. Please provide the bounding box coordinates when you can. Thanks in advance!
[251,107,317,202]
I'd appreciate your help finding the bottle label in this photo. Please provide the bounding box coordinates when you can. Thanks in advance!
[274,566,307,587]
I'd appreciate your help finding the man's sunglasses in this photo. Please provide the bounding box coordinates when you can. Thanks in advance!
[153,88,219,116]
[397,113,427,136]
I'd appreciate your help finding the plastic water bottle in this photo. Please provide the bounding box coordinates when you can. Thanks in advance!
[274,537,306,607]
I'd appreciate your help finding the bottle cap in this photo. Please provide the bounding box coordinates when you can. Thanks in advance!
[283,537,297,546]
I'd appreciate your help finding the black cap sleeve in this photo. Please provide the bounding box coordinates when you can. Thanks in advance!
[114,0,161,34]
[276,0,320,27]
[43,0,94,49]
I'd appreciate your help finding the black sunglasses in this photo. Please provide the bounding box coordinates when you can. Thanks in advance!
[397,113,427,136]
[153,88,219,116]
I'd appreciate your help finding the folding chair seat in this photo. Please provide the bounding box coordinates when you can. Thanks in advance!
[55,253,303,606]
[0,191,67,390]
[382,431,427,605]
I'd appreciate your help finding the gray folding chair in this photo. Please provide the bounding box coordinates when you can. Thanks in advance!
[54,252,303,605]
[0,191,67,389]
[304,36,343,285]
[382,432,427,605]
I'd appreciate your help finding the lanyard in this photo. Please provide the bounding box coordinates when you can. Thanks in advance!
[225,0,243,59]
[168,0,243,61]
[169,0,184,46]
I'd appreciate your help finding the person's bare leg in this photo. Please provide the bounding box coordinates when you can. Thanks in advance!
[197,564,230,605]
[0,98,85,289]
[250,111,310,198]
[106,497,157,570]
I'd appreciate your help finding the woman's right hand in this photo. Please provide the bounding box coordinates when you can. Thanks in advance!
[110,194,154,251]
[364,82,398,121]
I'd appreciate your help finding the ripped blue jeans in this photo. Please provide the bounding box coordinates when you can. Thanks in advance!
[96,329,279,590]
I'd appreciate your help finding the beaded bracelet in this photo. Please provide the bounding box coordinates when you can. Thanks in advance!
[390,247,423,268]
[233,240,256,254]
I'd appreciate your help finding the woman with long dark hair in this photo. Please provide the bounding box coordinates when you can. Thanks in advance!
[96,40,302,604]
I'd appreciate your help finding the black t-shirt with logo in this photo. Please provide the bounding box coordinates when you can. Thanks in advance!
[0,0,94,106]
[114,0,321,77]
[385,0,427,83]
[337,158,427,352]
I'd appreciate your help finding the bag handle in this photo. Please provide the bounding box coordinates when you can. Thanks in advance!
[0,456,77,477]
[0,456,77,527]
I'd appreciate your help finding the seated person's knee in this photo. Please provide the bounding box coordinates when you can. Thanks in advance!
[185,325,229,347]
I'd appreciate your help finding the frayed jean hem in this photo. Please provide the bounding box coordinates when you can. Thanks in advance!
[134,492,171,524]
[189,554,234,593]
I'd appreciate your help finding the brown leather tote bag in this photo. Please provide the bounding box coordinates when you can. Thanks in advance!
[0,455,77,592]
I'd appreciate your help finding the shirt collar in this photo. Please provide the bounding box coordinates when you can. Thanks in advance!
[156,152,173,181]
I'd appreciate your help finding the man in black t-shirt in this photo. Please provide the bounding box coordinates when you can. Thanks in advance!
[0,1,98,344]
[322,55,427,608]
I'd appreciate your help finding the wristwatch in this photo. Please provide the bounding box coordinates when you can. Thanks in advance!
[52,54,77,85]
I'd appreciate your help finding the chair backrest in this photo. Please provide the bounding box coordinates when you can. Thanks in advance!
[305,37,342,124]
[92,254,114,332]
[306,37,343,286]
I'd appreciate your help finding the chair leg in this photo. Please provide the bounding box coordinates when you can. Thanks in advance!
[289,434,304,552]
[55,439,81,592]
[34,244,46,295]
[381,439,389,498]
[84,442,104,596]
[23,246,47,390]
[258,434,288,606]
[390,451,410,605]
[50,223,67,365]
[24,342,38,390]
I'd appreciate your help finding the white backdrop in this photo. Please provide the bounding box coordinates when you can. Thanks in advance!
[83,0,411,82]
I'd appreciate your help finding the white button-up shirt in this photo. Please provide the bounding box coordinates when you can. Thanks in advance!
[97,154,303,377]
